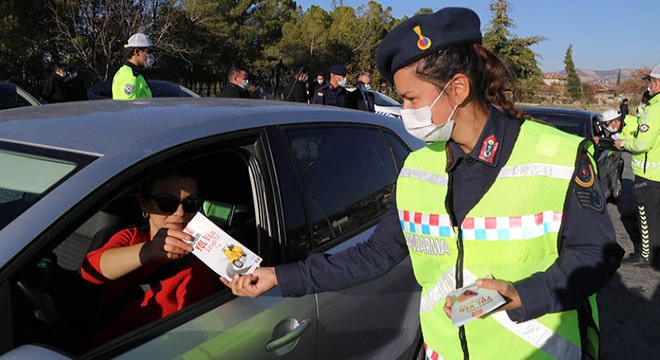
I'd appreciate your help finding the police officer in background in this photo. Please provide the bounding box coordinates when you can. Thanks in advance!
[221,65,250,98]
[112,33,154,100]
[617,64,660,268]
[224,7,622,359]
[312,65,348,108]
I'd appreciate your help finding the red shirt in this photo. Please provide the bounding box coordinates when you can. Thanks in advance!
[81,227,222,344]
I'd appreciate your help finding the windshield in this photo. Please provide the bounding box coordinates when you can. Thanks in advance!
[0,144,95,230]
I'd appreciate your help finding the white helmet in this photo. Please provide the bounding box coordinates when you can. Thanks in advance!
[124,33,153,48]
[601,109,621,122]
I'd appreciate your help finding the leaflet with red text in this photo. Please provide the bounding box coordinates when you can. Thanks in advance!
[449,283,506,327]
[183,212,262,281]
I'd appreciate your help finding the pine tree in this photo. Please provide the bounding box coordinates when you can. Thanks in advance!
[481,0,545,102]
[564,45,583,101]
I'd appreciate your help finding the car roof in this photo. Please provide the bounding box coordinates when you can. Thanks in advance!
[0,98,411,156]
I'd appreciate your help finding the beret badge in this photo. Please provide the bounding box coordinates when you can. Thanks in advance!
[413,25,432,51]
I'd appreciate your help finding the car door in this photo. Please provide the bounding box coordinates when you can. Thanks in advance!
[274,125,422,360]
[1,132,318,359]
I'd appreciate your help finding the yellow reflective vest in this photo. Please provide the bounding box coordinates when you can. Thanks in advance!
[112,64,152,100]
[396,120,598,359]
[623,94,660,180]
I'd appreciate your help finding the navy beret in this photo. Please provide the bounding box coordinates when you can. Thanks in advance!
[377,7,482,82]
[329,64,347,76]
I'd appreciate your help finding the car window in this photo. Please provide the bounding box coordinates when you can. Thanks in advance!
[372,91,401,107]
[6,136,269,357]
[0,86,31,109]
[0,144,96,230]
[525,111,588,138]
[285,126,403,247]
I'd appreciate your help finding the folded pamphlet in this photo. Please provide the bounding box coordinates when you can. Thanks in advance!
[448,282,506,327]
[183,212,262,281]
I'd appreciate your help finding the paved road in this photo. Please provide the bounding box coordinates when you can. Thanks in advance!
[599,152,660,359]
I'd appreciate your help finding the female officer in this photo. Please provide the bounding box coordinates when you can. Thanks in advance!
[223,7,622,359]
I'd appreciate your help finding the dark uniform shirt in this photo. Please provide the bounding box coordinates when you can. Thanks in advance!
[276,106,622,322]
[312,83,347,108]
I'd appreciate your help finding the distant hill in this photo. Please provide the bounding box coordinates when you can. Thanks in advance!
[556,68,638,84]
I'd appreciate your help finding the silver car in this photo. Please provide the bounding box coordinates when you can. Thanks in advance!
[0,99,424,359]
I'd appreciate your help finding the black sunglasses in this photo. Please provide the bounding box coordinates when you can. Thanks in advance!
[149,194,203,214]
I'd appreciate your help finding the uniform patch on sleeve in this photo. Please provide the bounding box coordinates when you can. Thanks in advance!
[574,153,604,212]
[575,188,605,212]
[317,92,324,97]
[639,124,650,132]
[124,84,135,96]
[574,154,595,188]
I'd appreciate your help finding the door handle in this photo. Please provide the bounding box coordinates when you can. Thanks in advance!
[265,318,311,352]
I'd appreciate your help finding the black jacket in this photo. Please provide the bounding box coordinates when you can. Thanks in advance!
[221,83,249,98]
[42,74,67,103]
[285,80,308,103]
[347,83,375,112]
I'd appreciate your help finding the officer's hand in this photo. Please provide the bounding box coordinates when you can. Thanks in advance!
[221,267,278,298]
[443,278,522,319]
[614,140,623,150]
[139,228,193,265]
[592,136,600,144]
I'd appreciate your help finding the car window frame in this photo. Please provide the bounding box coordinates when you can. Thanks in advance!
[0,128,278,358]
[276,122,410,256]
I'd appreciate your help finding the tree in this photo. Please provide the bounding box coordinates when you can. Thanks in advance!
[482,0,545,81]
[616,69,621,88]
[0,1,55,94]
[564,44,583,101]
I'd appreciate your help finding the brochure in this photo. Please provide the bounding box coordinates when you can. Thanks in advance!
[183,212,262,281]
[448,282,506,327]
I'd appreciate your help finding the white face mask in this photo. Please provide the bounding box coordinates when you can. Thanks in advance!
[606,125,618,133]
[145,53,155,68]
[400,81,457,142]
[241,79,249,89]
[338,77,347,87]
[364,84,371,91]
[317,79,324,85]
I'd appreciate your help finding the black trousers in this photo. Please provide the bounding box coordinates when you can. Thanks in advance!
[633,175,660,268]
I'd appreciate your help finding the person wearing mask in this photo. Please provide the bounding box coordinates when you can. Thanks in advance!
[616,64,660,268]
[310,73,326,102]
[221,65,250,98]
[112,33,154,100]
[41,63,69,104]
[223,7,622,359]
[81,167,222,345]
[284,66,309,103]
[65,64,88,101]
[312,65,348,108]
[347,71,376,112]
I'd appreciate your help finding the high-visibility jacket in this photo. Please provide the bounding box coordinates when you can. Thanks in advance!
[623,94,660,180]
[396,120,598,359]
[112,64,152,100]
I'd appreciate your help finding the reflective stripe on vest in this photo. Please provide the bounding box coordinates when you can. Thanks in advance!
[397,120,589,359]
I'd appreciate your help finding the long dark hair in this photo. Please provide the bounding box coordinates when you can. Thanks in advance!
[413,43,525,120]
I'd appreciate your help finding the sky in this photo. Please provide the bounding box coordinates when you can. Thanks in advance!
[294,0,660,73]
